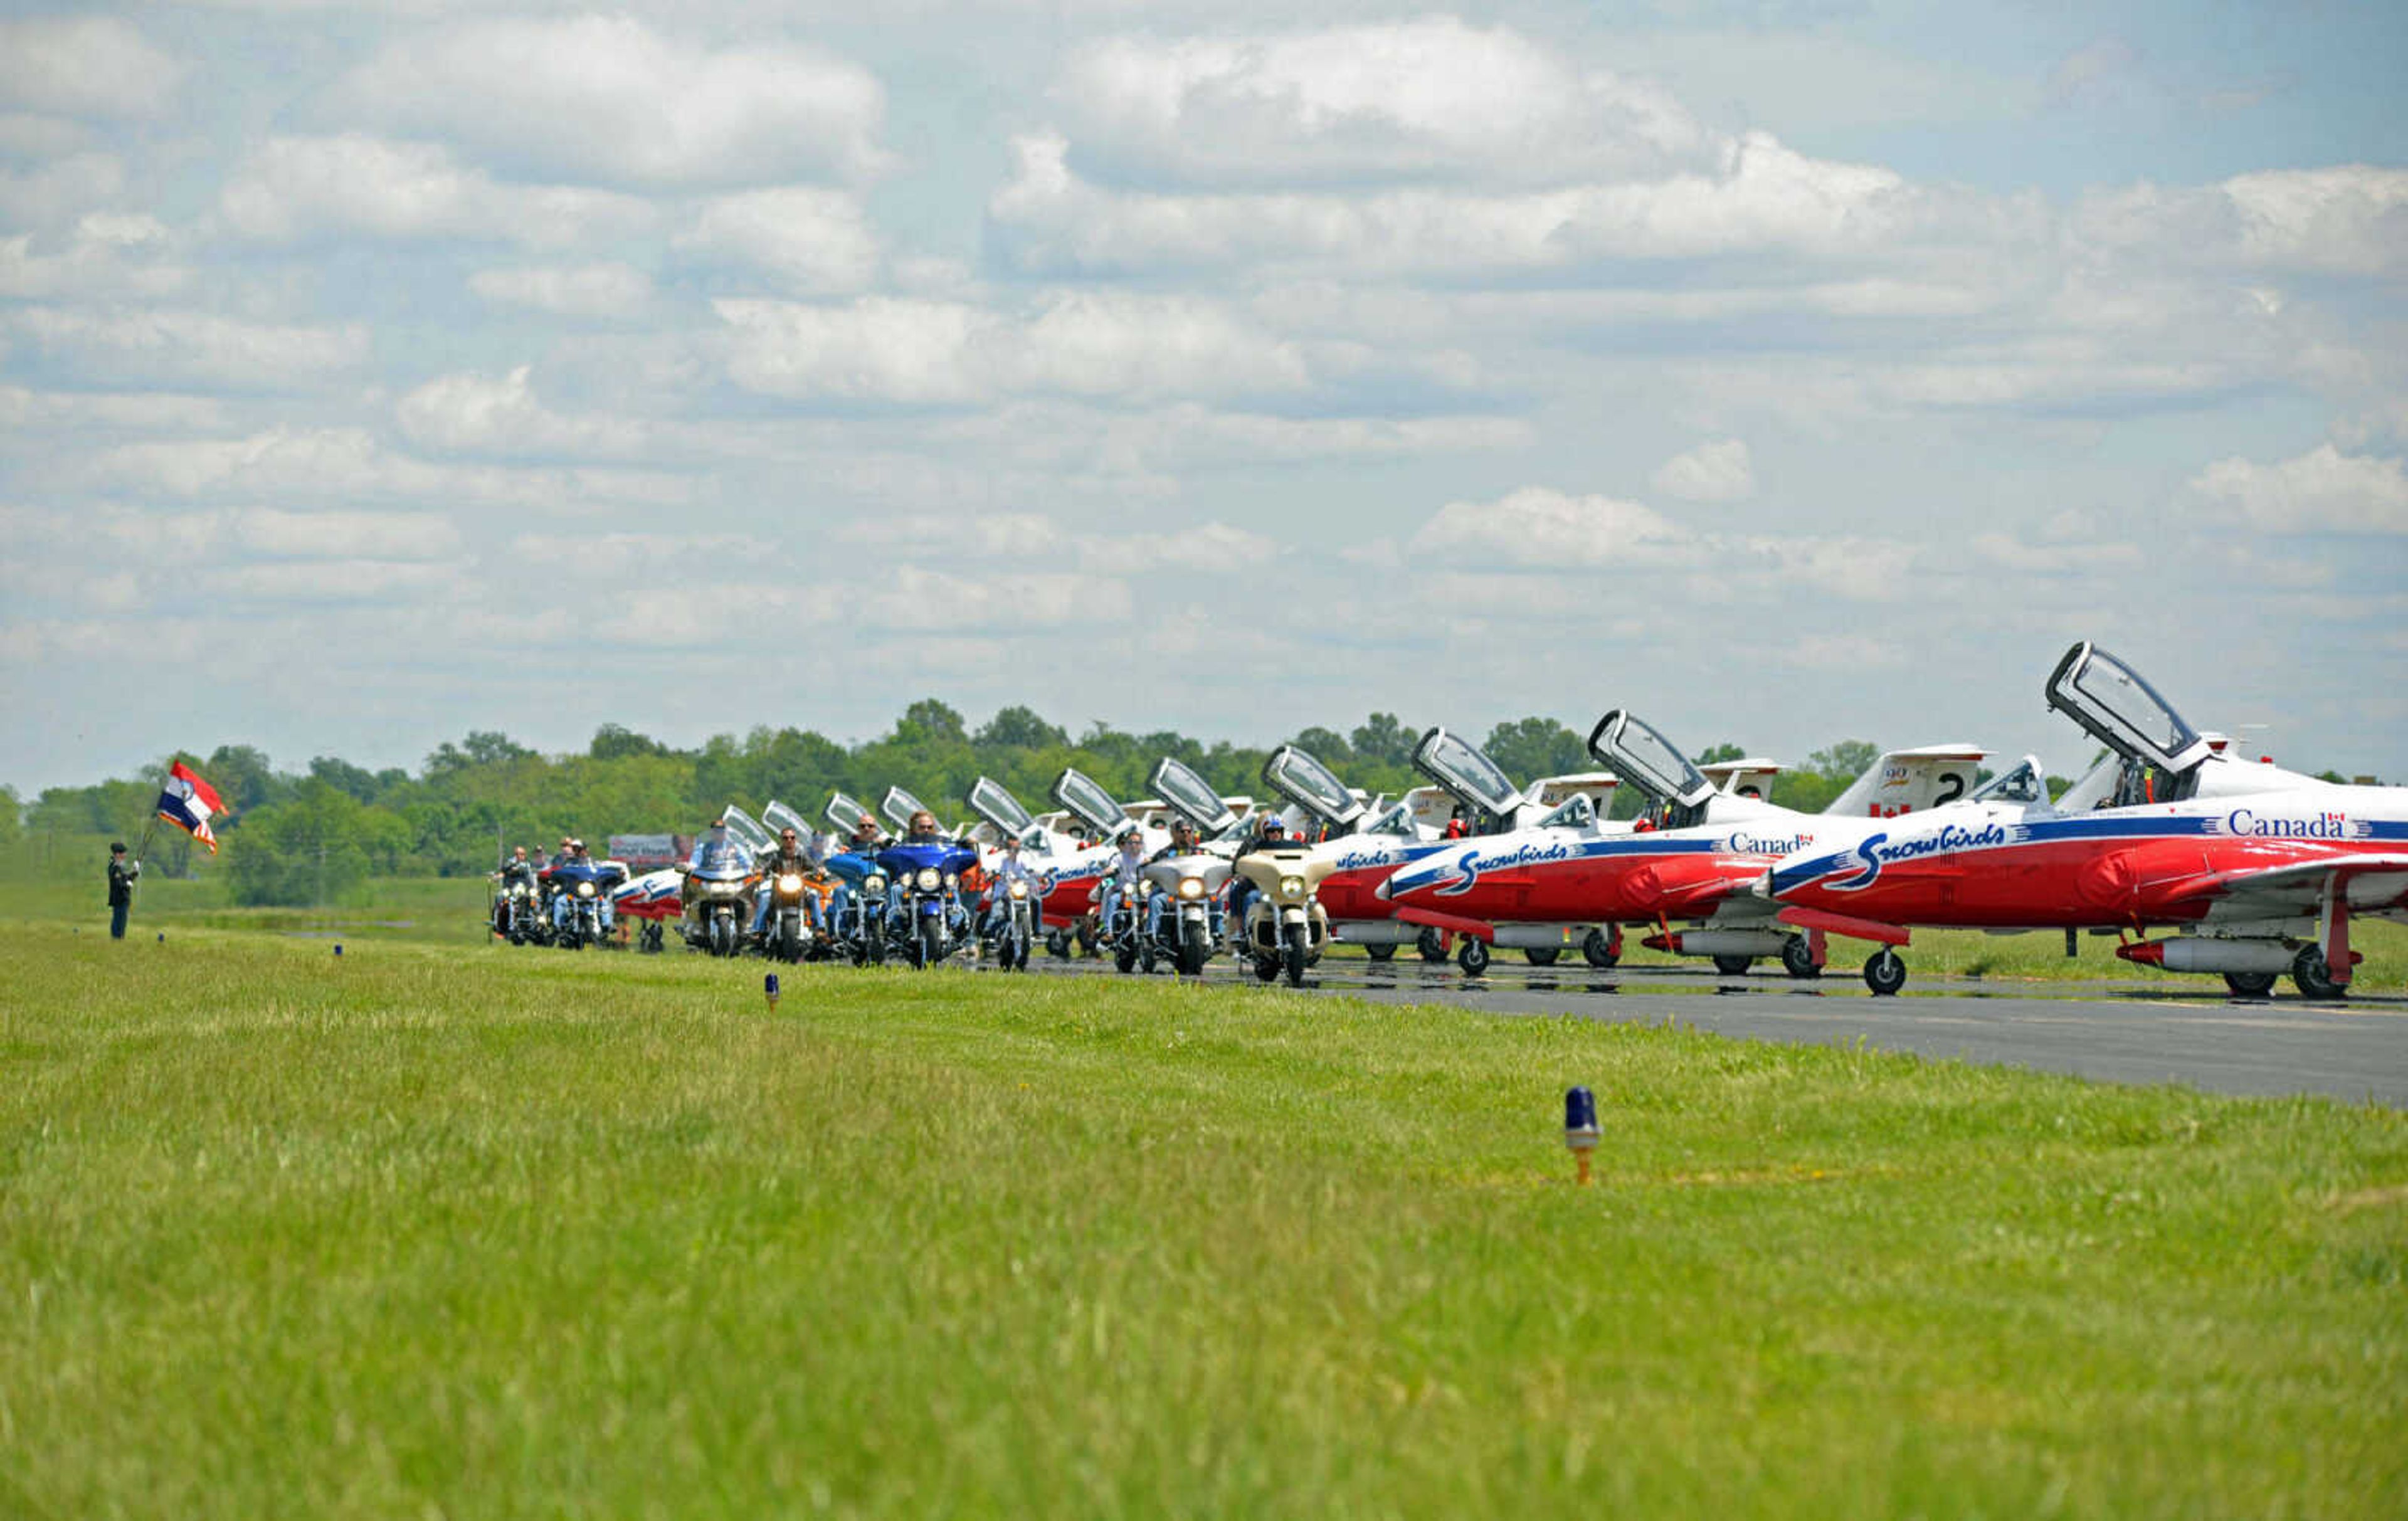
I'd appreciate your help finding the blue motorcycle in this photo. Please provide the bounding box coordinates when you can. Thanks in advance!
[823,850,891,966]
[548,858,628,950]
[879,839,977,969]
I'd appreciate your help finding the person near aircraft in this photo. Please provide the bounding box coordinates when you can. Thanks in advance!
[982,834,1040,940]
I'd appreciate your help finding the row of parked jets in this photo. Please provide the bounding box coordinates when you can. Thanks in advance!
[675,642,2404,997]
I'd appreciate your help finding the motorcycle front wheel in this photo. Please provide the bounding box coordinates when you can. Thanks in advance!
[1282,922,1309,987]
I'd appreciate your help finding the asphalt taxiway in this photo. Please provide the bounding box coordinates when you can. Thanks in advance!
[1018,954,2408,1106]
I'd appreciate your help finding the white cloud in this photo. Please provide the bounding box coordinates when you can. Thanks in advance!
[714,292,1311,406]
[990,129,1911,277]
[220,135,655,248]
[86,426,697,512]
[468,263,653,319]
[1052,19,1710,188]
[8,305,366,387]
[1408,487,1695,569]
[340,16,887,187]
[0,213,187,298]
[2190,444,2408,534]
[0,17,182,120]
[675,187,879,293]
[208,559,457,603]
[1651,438,1755,503]
[1968,532,2143,573]
[235,508,465,561]
[2078,166,2408,279]
[858,566,1132,631]
[395,366,623,457]
[0,151,128,228]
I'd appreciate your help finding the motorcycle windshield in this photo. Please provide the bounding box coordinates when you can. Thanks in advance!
[881,786,934,833]
[689,838,752,878]
[826,791,876,835]
[1150,758,1237,834]
[877,841,974,880]
[1586,711,1714,810]
[2044,642,2210,775]
[967,776,1035,836]
[1260,745,1365,828]
[1050,767,1133,837]
[1411,728,1520,817]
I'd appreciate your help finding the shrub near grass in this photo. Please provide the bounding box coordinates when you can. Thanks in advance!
[1,926,2402,1518]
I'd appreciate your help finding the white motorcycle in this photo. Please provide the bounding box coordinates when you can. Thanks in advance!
[1235,848,1336,987]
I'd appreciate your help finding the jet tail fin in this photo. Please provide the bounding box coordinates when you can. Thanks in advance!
[1825,745,1987,819]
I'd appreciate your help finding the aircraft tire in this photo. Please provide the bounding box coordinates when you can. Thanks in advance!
[1525,947,1560,967]
[1045,929,1067,959]
[1456,937,1490,976]
[2224,971,2276,997]
[1365,944,1395,963]
[1582,929,1620,969]
[1780,934,1821,979]
[1417,927,1447,962]
[2291,945,2345,1000]
[1712,954,1753,977]
[1864,948,1906,996]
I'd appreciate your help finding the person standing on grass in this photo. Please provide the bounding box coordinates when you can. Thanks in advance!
[107,842,139,939]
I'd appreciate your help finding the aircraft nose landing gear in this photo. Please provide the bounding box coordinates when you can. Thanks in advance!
[1863,948,1906,996]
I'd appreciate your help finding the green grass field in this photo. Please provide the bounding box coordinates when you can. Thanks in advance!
[1,922,2402,1518]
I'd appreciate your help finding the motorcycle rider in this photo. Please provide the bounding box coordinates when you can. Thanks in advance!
[825,813,888,932]
[1143,818,1203,944]
[1094,826,1149,945]
[1225,813,1291,939]
[492,845,536,937]
[550,836,616,937]
[981,834,1040,943]
[751,825,818,942]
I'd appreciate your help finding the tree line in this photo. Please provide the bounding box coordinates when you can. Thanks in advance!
[7,701,2077,907]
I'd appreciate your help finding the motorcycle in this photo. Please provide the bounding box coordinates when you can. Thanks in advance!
[1093,871,1148,973]
[1234,848,1337,987]
[679,835,756,957]
[991,878,1038,971]
[490,871,542,945]
[1141,855,1230,976]
[549,858,627,951]
[759,866,825,964]
[879,838,978,969]
[823,850,890,966]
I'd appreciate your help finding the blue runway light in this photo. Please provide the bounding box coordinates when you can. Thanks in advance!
[1564,1085,1601,1186]
[334,944,342,957]
[764,972,781,1009]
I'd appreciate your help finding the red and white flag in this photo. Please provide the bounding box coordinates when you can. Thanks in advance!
[156,762,224,853]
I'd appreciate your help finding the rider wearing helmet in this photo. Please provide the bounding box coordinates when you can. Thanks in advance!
[1226,812,1290,937]
[1143,818,1203,943]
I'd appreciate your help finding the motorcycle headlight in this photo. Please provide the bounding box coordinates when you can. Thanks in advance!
[1178,876,1205,899]
[1279,875,1305,899]
[916,867,940,892]
[778,874,803,893]
[577,882,596,898]
[864,873,887,895]
[1009,881,1028,899]
[943,871,958,890]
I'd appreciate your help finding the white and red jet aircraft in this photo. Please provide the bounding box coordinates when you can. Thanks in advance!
[1766,642,2408,999]
[958,773,1154,942]
[1379,713,1988,984]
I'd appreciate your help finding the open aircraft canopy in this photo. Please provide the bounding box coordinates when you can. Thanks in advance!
[2046,642,2211,776]
[965,776,1035,837]
[881,785,936,833]
[1150,757,1238,834]
[1586,711,1714,811]
[1051,767,1134,838]
[1260,745,1366,829]
[825,791,877,836]
[760,800,813,845]
[1410,728,1520,818]
[721,805,775,855]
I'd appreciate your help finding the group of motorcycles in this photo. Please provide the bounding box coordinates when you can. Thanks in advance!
[488,853,631,952]
[488,642,2405,1001]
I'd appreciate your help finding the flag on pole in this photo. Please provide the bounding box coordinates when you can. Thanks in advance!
[156,762,224,853]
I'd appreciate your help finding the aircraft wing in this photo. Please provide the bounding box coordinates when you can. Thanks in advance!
[2185,853,2408,923]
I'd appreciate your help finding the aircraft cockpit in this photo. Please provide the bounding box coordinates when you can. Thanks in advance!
[1261,744,1368,831]
[1969,757,2048,807]
[2045,642,2209,802]
[1410,727,1521,835]
[1536,793,1595,831]
[1587,710,1717,831]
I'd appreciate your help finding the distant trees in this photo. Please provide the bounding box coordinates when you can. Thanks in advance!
[1483,717,1587,781]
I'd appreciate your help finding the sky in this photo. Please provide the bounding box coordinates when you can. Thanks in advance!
[3,0,2405,796]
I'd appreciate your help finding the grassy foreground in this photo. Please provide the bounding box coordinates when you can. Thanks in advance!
[1,927,2403,1518]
